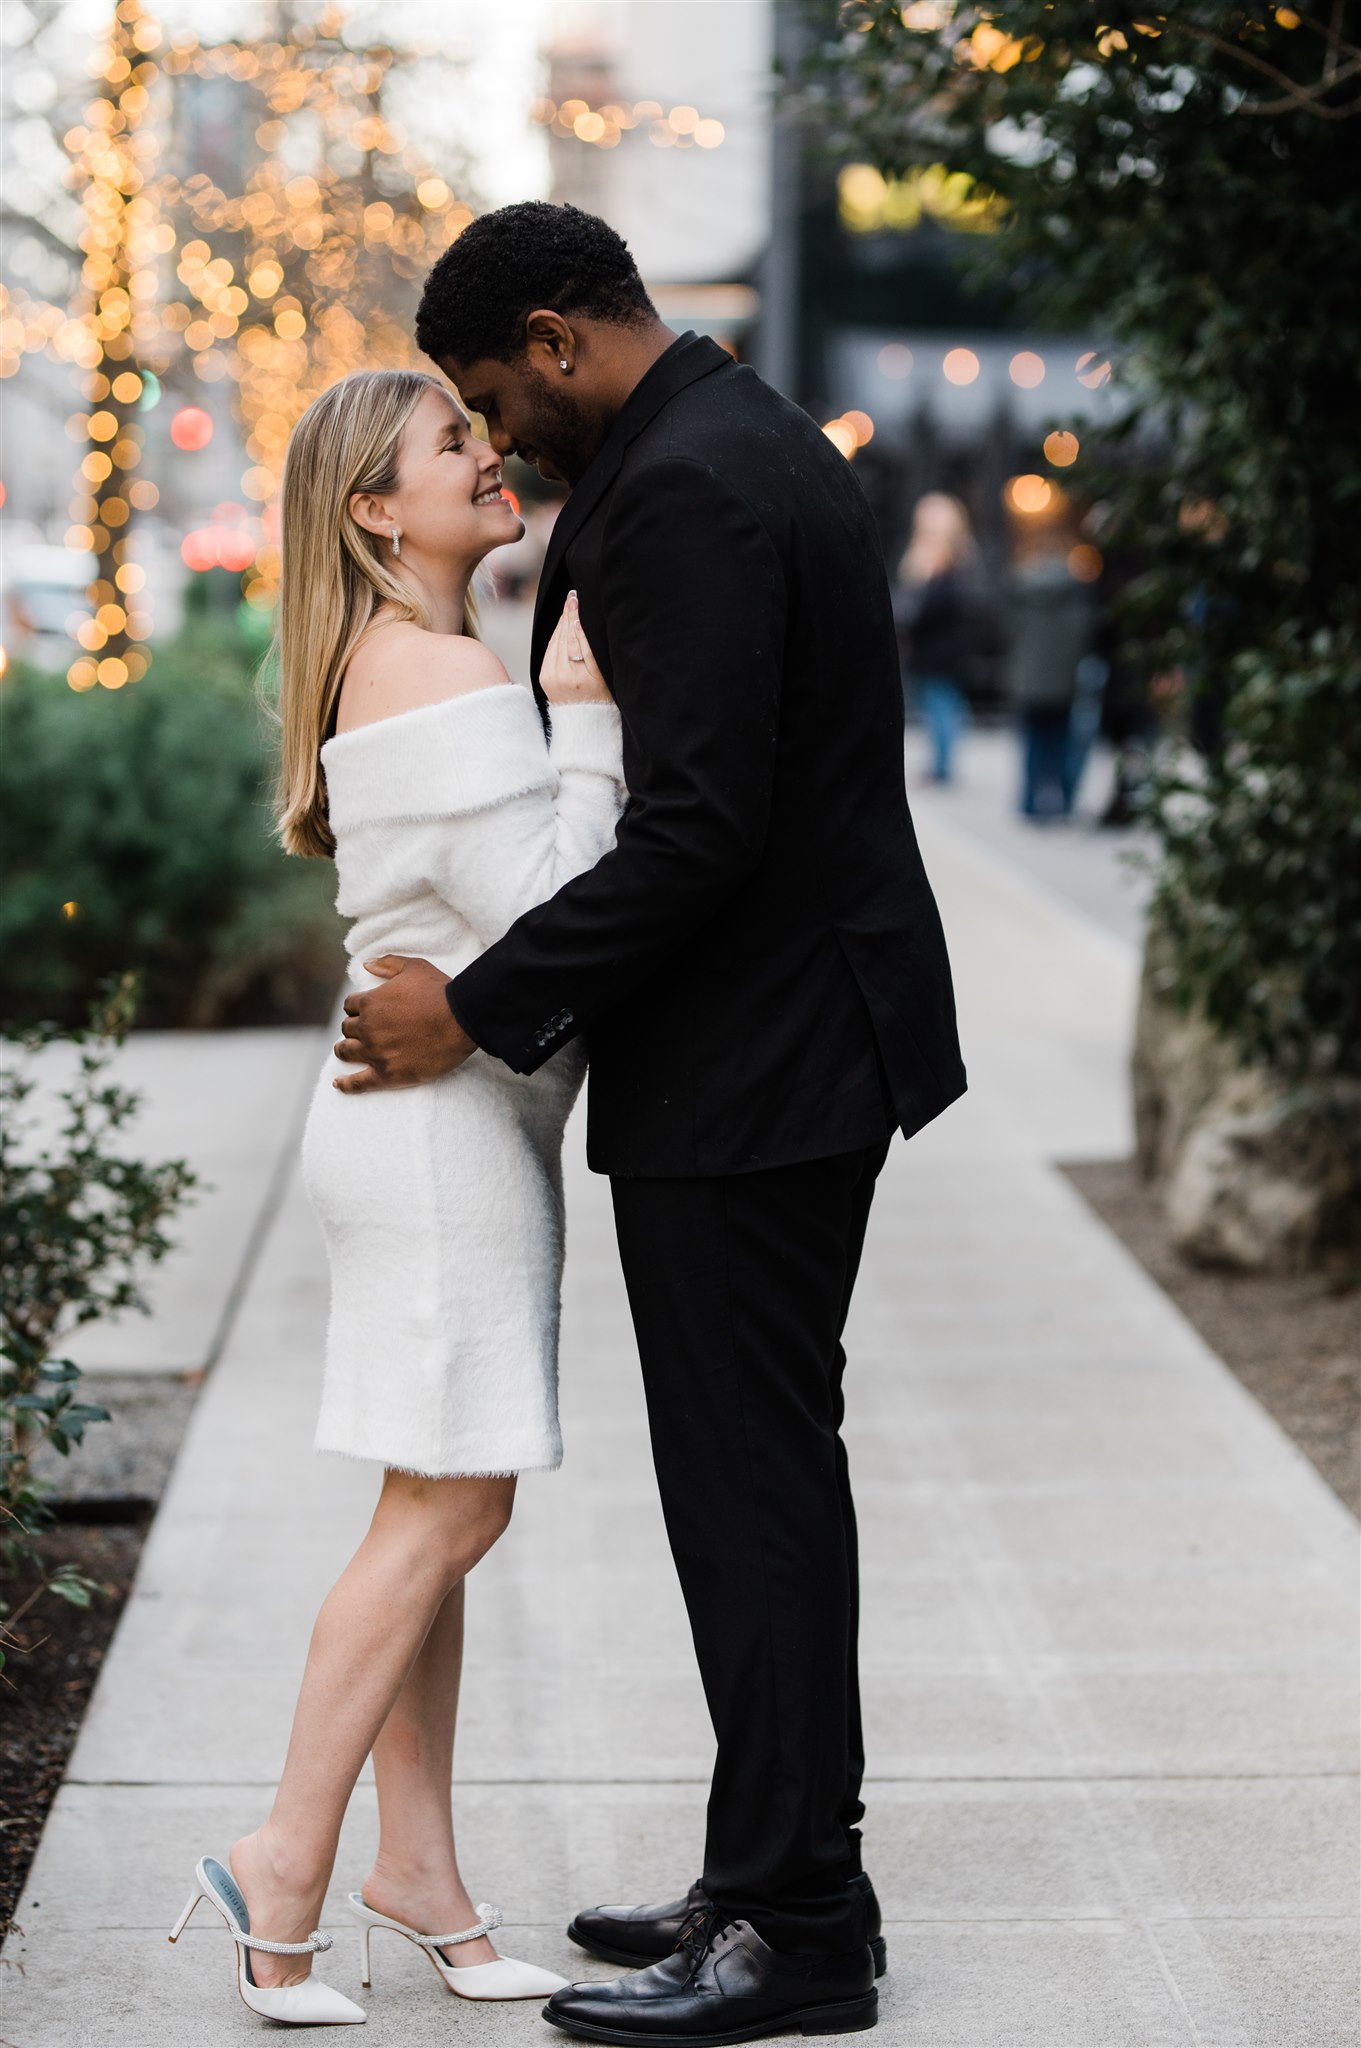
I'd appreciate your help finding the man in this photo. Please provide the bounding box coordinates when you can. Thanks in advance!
[335,201,965,2045]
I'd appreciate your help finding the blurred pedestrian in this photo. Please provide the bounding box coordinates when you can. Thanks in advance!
[1005,536,1098,820]
[892,492,977,785]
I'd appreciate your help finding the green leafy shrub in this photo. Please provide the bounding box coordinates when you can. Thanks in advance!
[1,978,197,1662]
[1153,631,1361,1079]
[0,621,343,1030]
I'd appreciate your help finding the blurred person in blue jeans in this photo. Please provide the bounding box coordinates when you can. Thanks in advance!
[892,493,978,784]
[1006,535,1098,819]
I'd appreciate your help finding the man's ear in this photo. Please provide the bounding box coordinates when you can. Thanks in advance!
[349,489,393,538]
[525,308,575,372]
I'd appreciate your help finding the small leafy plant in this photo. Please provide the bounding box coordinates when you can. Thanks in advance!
[0,975,197,1672]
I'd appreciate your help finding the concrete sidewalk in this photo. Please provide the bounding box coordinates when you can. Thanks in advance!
[4,807,1357,2048]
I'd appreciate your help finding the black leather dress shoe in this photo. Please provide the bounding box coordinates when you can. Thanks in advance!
[567,1873,887,1979]
[568,1881,711,1969]
[544,1910,877,2047]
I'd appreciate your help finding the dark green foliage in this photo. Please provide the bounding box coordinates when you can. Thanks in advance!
[1,978,197,1657]
[1154,631,1361,1077]
[0,623,343,1031]
[798,3,1361,1076]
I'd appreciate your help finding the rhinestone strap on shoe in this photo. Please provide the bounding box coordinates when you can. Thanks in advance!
[236,1928,335,1954]
[411,1904,504,1948]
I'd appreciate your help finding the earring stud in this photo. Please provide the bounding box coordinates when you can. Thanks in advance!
[559,358,568,370]
[391,527,401,558]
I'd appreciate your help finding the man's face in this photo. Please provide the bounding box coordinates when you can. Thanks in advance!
[444,352,602,488]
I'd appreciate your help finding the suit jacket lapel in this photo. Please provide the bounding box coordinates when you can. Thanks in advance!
[530,332,730,677]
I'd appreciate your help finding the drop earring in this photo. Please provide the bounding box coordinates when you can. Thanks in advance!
[390,527,401,558]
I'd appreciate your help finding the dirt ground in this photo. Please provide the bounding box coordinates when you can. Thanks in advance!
[1,1373,198,1939]
[0,1519,146,1936]
[1065,1158,1361,1515]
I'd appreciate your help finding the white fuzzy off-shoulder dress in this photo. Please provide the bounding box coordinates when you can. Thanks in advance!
[300,683,626,1478]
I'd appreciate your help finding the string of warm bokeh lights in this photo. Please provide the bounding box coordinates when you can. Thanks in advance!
[62,0,166,691]
[157,15,473,611]
[3,2,476,690]
[530,97,726,151]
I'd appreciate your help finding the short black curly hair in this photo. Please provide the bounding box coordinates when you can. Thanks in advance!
[416,201,656,367]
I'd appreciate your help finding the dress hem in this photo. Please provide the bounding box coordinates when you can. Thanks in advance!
[314,1438,562,1481]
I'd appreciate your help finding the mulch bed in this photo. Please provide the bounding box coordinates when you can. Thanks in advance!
[0,1373,198,1948]
[1065,1158,1361,1515]
[0,1515,150,1939]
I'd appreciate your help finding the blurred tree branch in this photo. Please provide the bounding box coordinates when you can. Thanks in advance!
[1148,9,1361,118]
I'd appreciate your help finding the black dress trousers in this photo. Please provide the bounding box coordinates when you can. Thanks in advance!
[609,1140,890,1956]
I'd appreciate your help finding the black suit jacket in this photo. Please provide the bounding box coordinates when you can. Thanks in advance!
[449,333,966,1177]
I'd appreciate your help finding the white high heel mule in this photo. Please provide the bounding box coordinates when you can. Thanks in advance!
[347,1892,567,2000]
[168,1855,366,2026]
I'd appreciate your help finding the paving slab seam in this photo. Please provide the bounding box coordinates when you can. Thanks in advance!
[904,1381,1281,2047]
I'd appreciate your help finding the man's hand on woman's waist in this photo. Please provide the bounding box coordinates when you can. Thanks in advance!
[332,955,476,1093]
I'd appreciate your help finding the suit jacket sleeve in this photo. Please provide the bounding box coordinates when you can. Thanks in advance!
[447,456,787,1073]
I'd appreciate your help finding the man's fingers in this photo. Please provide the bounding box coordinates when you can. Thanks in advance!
[332,1067,378,1095]
[360,955,407,979]
[333,1035,371,1064]
[342,990,364,1016]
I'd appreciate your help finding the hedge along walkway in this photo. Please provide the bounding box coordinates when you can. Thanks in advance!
[4,808,1357,2048]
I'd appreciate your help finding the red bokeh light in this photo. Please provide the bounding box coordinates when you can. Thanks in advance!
[181,529,217,571]
[170,407,214,452]
[217,530,256,572]
[180,524,257,573]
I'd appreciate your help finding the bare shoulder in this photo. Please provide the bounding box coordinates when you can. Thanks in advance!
[336,620,512,734]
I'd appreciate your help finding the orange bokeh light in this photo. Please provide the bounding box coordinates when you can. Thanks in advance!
[1043,430,1080,468]
[1005,474,1053,515]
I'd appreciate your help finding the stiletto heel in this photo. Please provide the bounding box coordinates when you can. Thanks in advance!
[167,1889,202,1942]
[358,1920,373,1988]
[345,1891,566,2000]
[169,1855,366,2026]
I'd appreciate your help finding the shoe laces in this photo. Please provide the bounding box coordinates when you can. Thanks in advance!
[674,1903,730,1977]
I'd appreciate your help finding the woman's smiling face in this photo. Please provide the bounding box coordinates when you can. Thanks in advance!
[357,386,524,567]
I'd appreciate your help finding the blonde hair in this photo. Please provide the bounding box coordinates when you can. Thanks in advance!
[899,492,975,586]
[274,367,481,858]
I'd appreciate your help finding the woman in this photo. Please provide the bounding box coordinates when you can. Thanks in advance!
[167,369,626,2025]
[892,492,977,785]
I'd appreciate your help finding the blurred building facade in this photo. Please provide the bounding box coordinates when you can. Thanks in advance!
[540,0,771,353]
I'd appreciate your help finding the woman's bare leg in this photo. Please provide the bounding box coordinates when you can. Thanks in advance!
[228,1469,515,1988]
[354,1578,499,1965]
